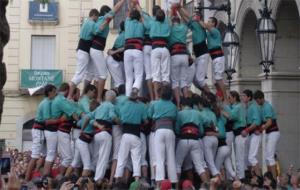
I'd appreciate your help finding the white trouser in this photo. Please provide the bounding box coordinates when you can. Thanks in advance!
[88,47,108,80]
[112,125,123,160]
[244,135,250,167]
[265,131,280,166]
[151,47,170,83]
[58,131,72,167]
[94,132,112,181]
[115,134,142,178]
[186,64,196,88]
[143,45,152,80]
[215,145,236,179]
[148,131,156,180]
[71,128,81,155]
[203,136,219,176]
[225,131,235,175]
[234,134,247,179]
[176,139,206,175]
[140,133,148,166]
[199,139,208,169]
[44,130,58,162]
[71,139,91,170]
[212,56,225,81]
[71,50,90,85]
[84,59,97,82]
[248,133,262,166]
[155,129,177,183]
[124,49,144,96]
[31,129,46,159]
[194,53,210,87]
[170,54,189,89]
[106,56,125,88]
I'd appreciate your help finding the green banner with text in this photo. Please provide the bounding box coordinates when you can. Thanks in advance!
[20,69,63,88]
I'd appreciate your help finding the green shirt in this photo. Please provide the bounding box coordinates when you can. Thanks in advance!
[200,108,217,129]
[168,23,188,47]
[35,98,52,122]
[148,99,177,121]
[227,103,246,129]
[51,94,76,119]
[93,11,115,38]
[79,95,91,114]
[77,114,94,134]
[175,107,204,135]
[89,101,116,123]
[216,116,227,139]
[113,31,125,49]
[187,18,207,44]
[261,101,277,122]
[119,99,147,125]
[207,28,222,50]
[146,17,170,39]
[125,18,145,40]
[79,18,95,41]
[142,12,154,35]
[246,101,262,126]
[115,95,128,117]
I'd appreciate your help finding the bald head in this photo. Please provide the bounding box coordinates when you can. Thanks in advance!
[105,90,117,102]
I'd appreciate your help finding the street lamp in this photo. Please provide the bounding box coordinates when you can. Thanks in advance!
[256,0,277,78]
[197,0,240,87]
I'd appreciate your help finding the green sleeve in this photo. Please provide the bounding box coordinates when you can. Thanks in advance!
[263,104,273,120]
[59,99,76,117]
[252,106,262,126]
[228,106,239,121]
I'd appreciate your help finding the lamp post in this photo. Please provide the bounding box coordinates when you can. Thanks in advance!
[256,0,277,79]
[197,0,240,88]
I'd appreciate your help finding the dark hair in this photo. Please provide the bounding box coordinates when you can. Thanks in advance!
[156,9,165,23]
[161,85,173,101]
[229,91,240,102]
[99,5,111,17]
[264,172,277,189]
[73,88,80,96]
[59,83,69,92]
[84,84,97,94]
[44,84,56,97]
[209,17,218,27]
[191,94,201,107]
[243,89,253,100]
[181,97,193,107]
[89,9,99,17]
[138,96,150,104]
[199,96,211,108]
[206,92,217,105]
[152,5,161,16]
[254,90,264,100]
[90,100,100,112]
[172,16,180,24]
[120,21,125,32]
[117,84,125,95]
[130,9,141,21]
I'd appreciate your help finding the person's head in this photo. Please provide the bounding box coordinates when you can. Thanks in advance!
[152,5,161,16]
[191,94,201,109]
[180,97,193,108]
[182,179,195,190]
[72,88,80,102]
[161,85,173,101]
[263,172,276,189]
[119,21,125,32]
[84,84,97,99]
[241,89,253,104]
[290,174,300,187]
[172,16,181,25]
[156,9,165,23]
[129,88,139,101]
[254,90,265,105]
[59,83,69,97]
[278,173,290,187]
[44,84,57,99]
[130,9,141,21]
[99,5,111,17]
[160,179,172,190]
[250,174,263,188]
[192,13,202,22]
[89,8,99,21]
[228,91,240,104]
[117,84,125,96]
[105,90,117,102]
[198,96,210,109]
[208,17,218,28]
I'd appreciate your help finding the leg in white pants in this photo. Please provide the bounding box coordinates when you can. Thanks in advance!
[184,64,196,89]
[203,136,219,176]
[265,131,280,166]
[106,56,125,88]
[44,131,58,162]
[112,125,123,160]
[58,131,72,167]
[248,133,262,166]
[71,50,90,85]
[244,135,251,168]
[212,56,225,81]
[194,54,209,87]
[234,134,247,179]
[170,54,189,89]
[148,132,156,180]
[155,129,177,183]
[215,145,236,179]
[143,45,152,80]
[140,133,148,167]
[94,132,112,181]
[151,48,170,83]
[115,134,142,178]
[31,129,46,159]
[124,49,144,96]
[89,48,108,80]
[73,139,92,170]
[198,139,208,169]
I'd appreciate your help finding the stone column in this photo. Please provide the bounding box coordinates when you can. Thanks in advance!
[261,72,300,171]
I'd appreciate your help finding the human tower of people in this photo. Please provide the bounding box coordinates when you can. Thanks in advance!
[25,0,281,189]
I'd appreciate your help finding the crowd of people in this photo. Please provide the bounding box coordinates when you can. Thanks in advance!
[1,0,299,189]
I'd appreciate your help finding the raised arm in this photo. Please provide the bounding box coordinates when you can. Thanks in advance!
[113,0,126,14]
[178,6,190,23]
